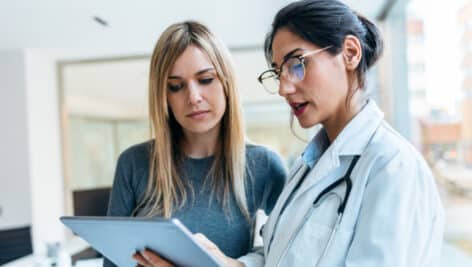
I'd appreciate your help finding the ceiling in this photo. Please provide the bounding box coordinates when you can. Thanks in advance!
[1,0,390,55]
[2,0,391,120]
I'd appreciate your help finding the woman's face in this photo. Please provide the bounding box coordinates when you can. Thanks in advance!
[166,45,226,137]
[271,28,350,129]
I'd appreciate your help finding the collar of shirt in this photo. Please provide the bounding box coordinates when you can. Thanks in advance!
[301,99,384,168]
[302,128,329,169]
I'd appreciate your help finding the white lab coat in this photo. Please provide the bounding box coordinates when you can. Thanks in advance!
[239,100,444,267]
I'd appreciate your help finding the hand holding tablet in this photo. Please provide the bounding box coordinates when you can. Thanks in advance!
[60,216,222,267]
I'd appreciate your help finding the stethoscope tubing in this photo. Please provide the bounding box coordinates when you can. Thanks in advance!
[269,155,360,267]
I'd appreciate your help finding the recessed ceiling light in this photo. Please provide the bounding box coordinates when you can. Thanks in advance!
[93,16,109,27]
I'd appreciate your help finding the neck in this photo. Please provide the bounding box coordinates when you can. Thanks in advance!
[323,93,365,143]
[181,126,221,158]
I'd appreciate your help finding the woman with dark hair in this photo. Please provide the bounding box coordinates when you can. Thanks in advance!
[242,0,444,266]
[139,1,444,267]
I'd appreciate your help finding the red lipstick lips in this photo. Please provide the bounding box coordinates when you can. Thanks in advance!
[291,102,308,116]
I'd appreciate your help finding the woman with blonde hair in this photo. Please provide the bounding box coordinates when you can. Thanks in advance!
[104,21,286,267]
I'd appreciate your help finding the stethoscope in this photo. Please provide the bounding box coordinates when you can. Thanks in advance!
[266,155,360,267]
[312,155,360,267]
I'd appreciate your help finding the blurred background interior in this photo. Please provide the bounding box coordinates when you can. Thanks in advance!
[1,0,472,266]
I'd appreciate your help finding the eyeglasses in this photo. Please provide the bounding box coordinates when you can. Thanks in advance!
[257,46,332,94]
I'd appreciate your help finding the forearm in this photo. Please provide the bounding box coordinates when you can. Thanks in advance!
[225,258,245,267]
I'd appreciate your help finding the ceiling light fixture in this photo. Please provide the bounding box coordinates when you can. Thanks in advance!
[93,16,109,27]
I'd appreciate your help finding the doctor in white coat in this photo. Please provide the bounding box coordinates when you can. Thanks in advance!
[137,0,445,267]
[236,0,444,266]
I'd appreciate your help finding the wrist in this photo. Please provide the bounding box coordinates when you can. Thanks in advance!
[225,258,245,267]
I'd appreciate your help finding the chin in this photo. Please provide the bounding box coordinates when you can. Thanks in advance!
[296,117,317,129]
[184,121,220,135]
[186,125,213,134]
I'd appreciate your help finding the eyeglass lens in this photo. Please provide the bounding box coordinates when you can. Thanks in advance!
[286,58,305,82]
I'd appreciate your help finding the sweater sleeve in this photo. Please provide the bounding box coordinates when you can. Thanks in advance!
[106,151,137,217]
[261,149,287,214]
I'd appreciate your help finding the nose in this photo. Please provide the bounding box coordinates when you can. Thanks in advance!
[187,82,203,104]
[278,78,297,97]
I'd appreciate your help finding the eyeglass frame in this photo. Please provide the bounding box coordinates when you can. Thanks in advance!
[257,45,333,94]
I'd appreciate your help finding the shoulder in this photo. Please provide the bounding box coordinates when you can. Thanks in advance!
[119,140,152,160]
[117,140,153,170]
[245,143,287,185]
[366,121,427,170]
[245,143,286,171]
[112,140,153,196]
[362,122,438,201]
[358,122,443,222]
[245,143,287,213]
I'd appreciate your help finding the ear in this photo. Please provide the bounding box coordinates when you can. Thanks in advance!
[342,35,362,71]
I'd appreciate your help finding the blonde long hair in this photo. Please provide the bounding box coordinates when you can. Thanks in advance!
[135,21,248,219]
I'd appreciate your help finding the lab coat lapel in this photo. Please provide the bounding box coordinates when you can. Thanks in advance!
[263,158,308,256]
[263,155,340,264]
[264,166,340,267]
[287,142,340,204]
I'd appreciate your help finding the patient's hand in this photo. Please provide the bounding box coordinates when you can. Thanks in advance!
[193,233,245,267]
[132,233,244,267]
[133,249,174,267]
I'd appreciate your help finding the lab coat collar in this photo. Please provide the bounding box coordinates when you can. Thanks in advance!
[296,100,384,193]
[330,99,384,157]
[302,99,384,166]
[302,127,330,168]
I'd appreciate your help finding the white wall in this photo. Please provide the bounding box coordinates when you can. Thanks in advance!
[0,49,66,254]
[25,50,66,253]
[0,50,32,230]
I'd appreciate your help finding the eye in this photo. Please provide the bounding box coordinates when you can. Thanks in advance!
[199,77,214,85]
[285,57,305,81]
[168,83,184,92]
[289,63,304,80]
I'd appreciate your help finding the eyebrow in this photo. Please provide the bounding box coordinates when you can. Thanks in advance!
[168,67,215,80]
[271,48,304,68]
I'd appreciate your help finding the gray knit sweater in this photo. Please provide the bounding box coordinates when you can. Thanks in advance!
[103,141,286,266]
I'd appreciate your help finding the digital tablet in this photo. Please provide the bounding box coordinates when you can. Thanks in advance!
[60,216,222,267]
